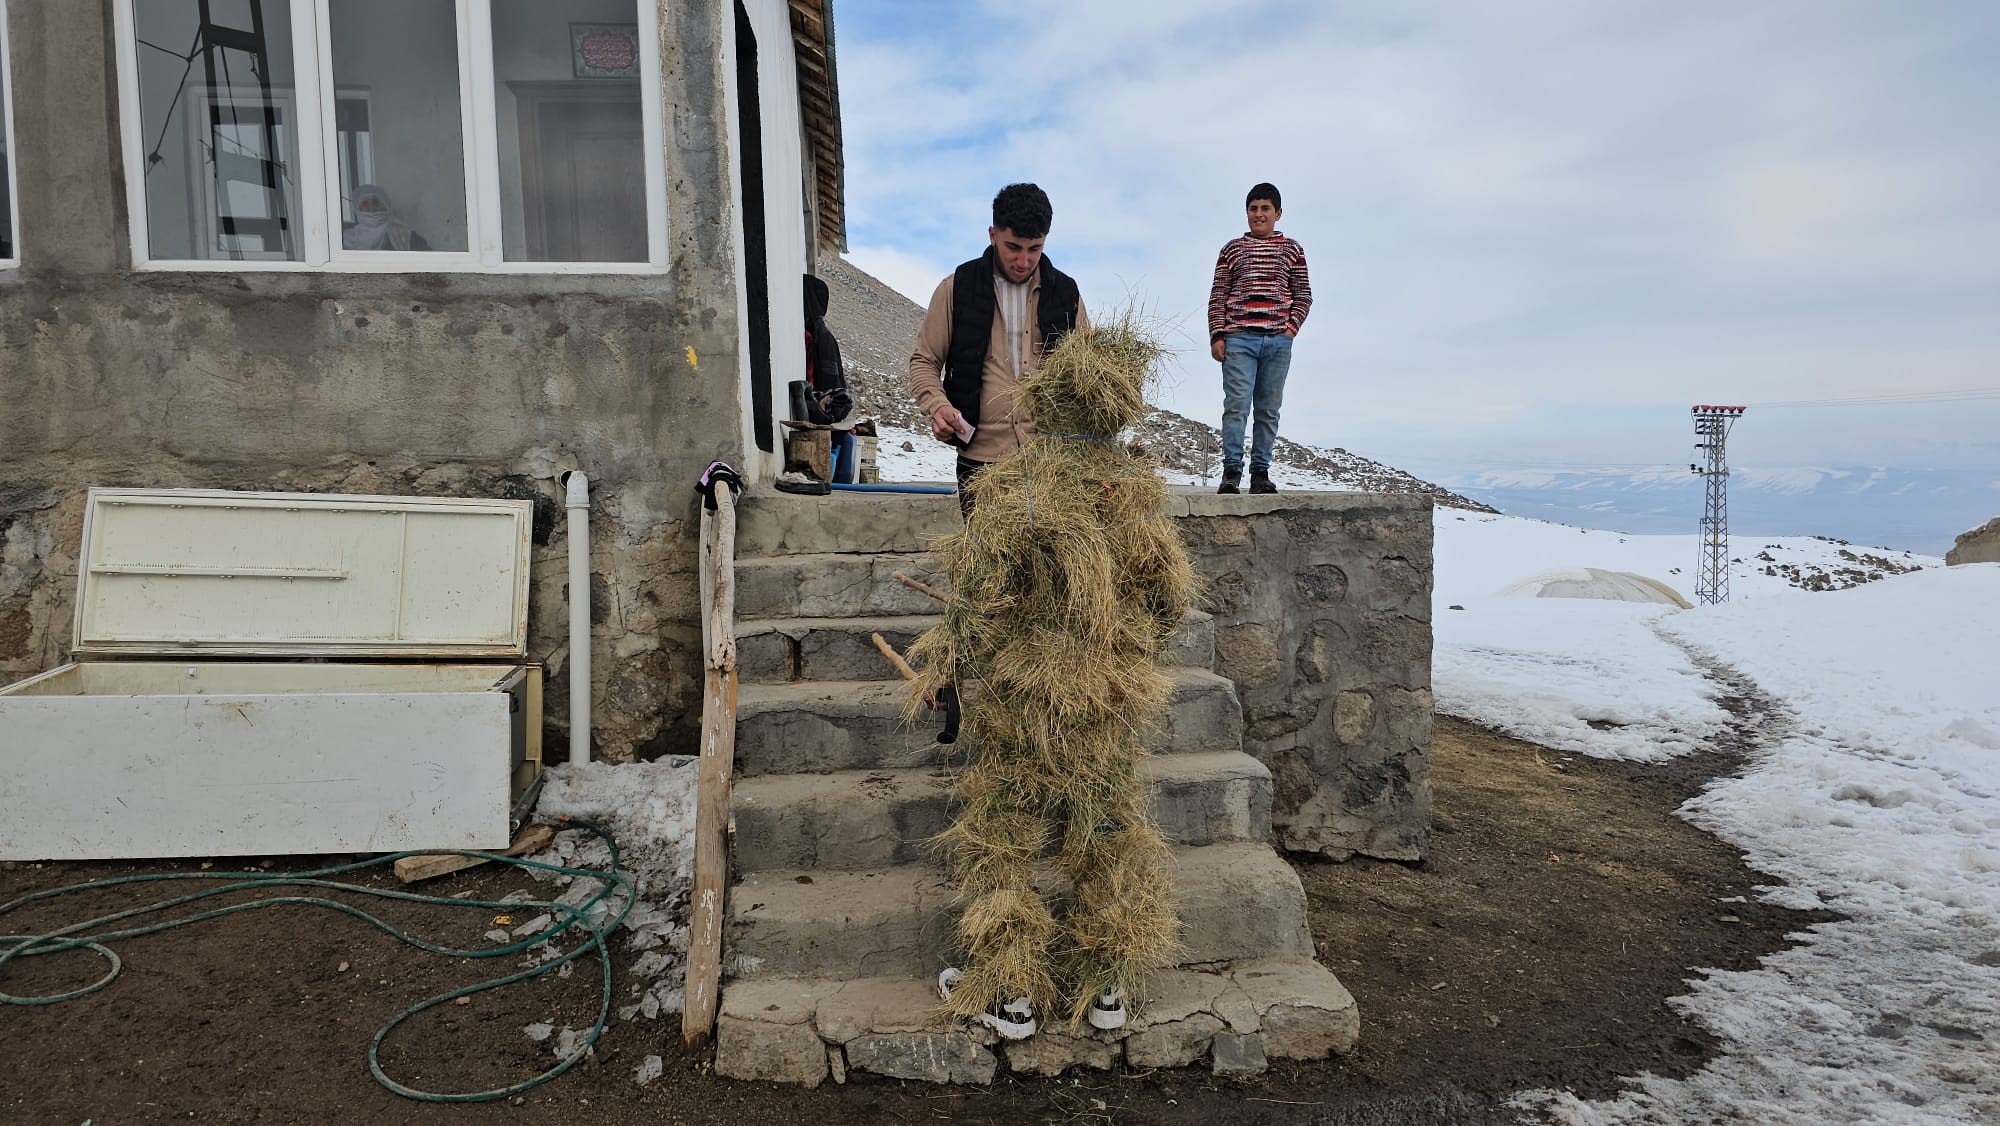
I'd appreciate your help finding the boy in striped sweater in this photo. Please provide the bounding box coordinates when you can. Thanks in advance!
[1207,183,1312,494]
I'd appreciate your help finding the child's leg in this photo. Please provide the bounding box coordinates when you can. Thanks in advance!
[1218,335,1258,472]
[1249,335,1294,473]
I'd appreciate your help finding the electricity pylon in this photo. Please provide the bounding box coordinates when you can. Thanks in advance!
[1690,405,1745,605]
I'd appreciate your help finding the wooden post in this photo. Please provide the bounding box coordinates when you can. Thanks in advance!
[891,570,949,604]
[682,485,739,1047]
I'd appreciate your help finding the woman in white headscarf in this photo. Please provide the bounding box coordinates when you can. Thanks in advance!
[342,184,430,252]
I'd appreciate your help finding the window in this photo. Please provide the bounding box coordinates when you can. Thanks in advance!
[1,0,17,265]
[113,0,665,271]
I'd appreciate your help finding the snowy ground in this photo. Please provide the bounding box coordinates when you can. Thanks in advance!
[1434,512,1998,1123]
[527,758,698,1036]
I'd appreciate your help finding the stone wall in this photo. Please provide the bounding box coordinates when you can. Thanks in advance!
[1947,517,2000,566]
[0,0,746,761]
[1173,493,1433,861]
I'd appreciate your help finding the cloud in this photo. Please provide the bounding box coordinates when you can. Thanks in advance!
[833,1,2000,472]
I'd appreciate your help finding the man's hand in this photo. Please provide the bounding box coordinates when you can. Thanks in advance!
[1210,338,1226,363]
[1285,325,1298,338]
[931,403,967,443]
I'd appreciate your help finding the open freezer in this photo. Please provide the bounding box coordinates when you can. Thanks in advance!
[0,489,544,860]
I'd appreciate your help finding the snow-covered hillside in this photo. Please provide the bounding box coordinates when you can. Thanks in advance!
[1432,511,1997,1124]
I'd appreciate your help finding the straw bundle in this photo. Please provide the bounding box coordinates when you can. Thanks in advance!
[907,314,1199,1025]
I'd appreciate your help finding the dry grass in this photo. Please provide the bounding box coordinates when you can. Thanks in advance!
[908,315,1199,1024]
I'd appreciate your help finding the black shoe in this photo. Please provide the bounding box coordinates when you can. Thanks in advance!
[1217,468,1241,495]
[1249,469,1277,494]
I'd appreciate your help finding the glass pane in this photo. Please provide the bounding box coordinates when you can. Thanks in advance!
[132,0,302,261]
[492,0,648,262]
[328,0,468,253]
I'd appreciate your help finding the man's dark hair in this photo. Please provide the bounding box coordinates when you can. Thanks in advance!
[992,183,1053,239]
[1246,182,1282,210]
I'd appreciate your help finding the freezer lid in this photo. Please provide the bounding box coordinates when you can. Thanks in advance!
[73,488,535,658]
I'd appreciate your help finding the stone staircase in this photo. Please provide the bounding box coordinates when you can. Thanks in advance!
[713,492,1358,1086]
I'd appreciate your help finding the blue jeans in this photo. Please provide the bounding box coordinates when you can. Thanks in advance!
[1219,331,1292,473]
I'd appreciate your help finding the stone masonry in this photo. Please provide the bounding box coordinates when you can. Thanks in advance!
[1947,516,2000,566]
[711,488,1421,1085]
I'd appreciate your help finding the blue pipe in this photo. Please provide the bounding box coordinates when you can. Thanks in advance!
[828,483,956,494]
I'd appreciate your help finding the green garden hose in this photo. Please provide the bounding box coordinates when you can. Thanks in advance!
[0,820,633,1103]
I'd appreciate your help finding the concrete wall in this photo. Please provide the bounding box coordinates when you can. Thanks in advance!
[0,0,790,762]
[1176,493,1434,861]
[1947,516,2000,566]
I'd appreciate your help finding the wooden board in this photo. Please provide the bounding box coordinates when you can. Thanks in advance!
[392,822,557,884]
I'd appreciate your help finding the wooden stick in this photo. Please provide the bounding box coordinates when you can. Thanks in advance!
[871,632,919,682]
[683,486,739,1048]
[892,570,949,604]
[392,822,556,884]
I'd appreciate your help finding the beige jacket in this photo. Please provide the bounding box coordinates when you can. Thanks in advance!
[907,266,1091,464]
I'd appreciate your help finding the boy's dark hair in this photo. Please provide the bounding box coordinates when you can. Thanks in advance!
[992,183,1053,239]
[1246,182,1282,210]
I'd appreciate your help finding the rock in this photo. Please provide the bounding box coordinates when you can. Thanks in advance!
[844,1033,997,1085]
[828,1046,847,1085]
[633,1055,663,1086]
[1125,1013,1223,1069]
[714,979,834,1086]
[1004,1029,1118,1076]
[1228,959,1360,1059]
[1129,969,1226,1030]
[1211,1031,1268,1076]
[714,1015,828,1086]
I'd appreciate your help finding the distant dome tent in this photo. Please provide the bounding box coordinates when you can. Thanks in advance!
[1502,568,1693,609]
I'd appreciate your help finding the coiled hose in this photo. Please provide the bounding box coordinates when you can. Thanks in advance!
[0,820,632,1103]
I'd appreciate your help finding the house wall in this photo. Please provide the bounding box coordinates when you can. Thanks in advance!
[0,0,804,762]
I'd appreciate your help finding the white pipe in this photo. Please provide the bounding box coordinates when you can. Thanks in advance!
[564,471,592,766]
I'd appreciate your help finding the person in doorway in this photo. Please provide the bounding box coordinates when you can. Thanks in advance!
[803,273,856,483]
[342,184,431,252]
[1207,182,1311,494]
[908,182,1090,516]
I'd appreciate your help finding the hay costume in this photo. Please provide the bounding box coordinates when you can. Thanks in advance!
[907,318,1199,1029]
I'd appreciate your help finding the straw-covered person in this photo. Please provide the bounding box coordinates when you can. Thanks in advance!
[909,317,1194,1042]
[908,183,1091,516]
[1207,181,1311,494]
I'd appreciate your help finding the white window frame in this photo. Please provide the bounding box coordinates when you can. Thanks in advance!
[0,0,19,268]
[112,0,667,274]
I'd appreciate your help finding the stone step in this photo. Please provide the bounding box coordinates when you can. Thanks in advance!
[736,614,935,684]
[736,491,962,557]
[731,751,1272,874]
[724,841,1312,983]
[735,610,1217,684]
[733,666,1243,777]
[714,958,1360,1085]
[735,552,947,620]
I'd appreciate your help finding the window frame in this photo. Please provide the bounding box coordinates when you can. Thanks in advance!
[0,0,19,268]
[112,0,667,274]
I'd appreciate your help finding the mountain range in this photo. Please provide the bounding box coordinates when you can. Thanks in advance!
[1427,464,1997,556]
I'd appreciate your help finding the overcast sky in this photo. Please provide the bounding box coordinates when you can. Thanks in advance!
[834,1,2000,477]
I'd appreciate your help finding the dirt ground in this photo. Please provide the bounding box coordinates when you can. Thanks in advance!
[0,715,1830,1125]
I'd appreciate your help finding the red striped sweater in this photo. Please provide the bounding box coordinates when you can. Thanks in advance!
[1207,232,1312,340]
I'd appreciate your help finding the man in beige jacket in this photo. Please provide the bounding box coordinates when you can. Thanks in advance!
[908,183,1090,514]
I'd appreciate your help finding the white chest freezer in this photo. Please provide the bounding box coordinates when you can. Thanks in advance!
[0,488,544,861]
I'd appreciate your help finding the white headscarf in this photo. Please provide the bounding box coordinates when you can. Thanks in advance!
[344,184,412,251]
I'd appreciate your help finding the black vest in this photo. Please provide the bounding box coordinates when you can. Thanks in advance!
[941,247,1080,443]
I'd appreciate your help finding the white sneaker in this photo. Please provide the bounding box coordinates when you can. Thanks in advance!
[1087,988,1127,1031]
[937,967,1037,1041]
